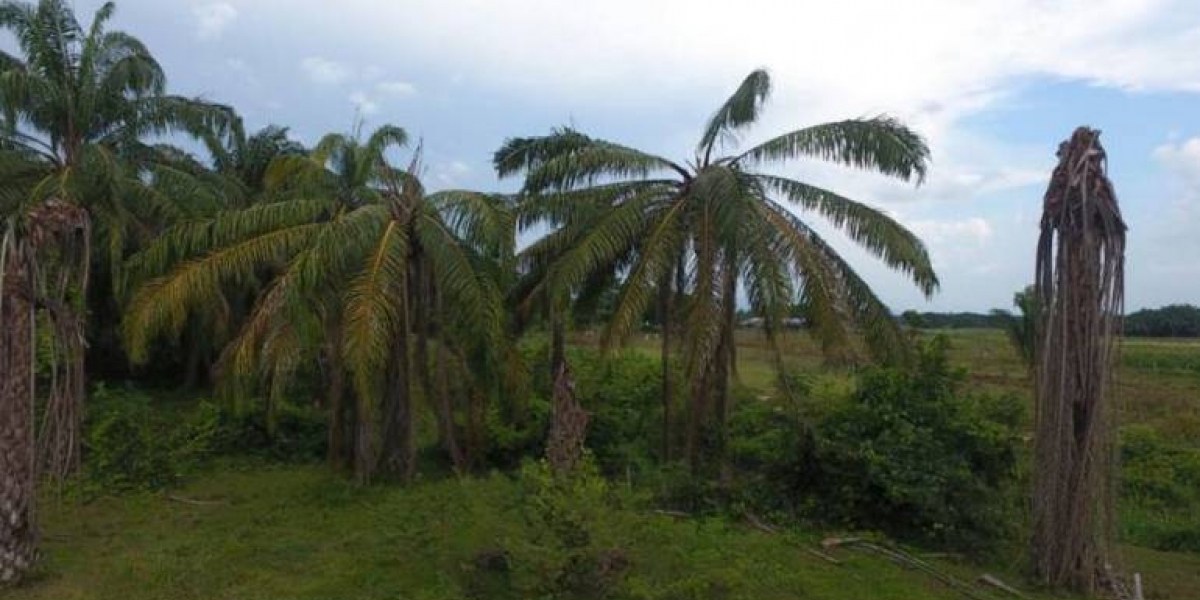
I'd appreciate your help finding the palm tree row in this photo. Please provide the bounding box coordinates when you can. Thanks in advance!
[0,0,937,584]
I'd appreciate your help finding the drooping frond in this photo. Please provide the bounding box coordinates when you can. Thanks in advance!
[761,199,908,363]
[521,138,686,193]
[493,128,595,179]
[343,219,408,399]
[737,116,930,183]
[697,68,771,158]
[123,222,322,363]
[600,194,688,348]
[125,196,329,282]
[758,174,937,296]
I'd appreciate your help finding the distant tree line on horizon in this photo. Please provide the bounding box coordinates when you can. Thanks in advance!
[902,304,1200,338]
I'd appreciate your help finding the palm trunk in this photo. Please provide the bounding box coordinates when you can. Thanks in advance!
[324,316,349,471]
[0,240,37,584]
[713,262,737,485]
[418,267,465,472]
[550,304,566,390]
[658,268,673,462]
[29,201,89,481]
[381,269,416,482]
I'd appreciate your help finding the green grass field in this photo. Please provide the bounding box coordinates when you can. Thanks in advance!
[12,328,1200,600]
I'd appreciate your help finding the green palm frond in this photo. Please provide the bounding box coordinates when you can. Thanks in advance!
[123,222,321,363]
[737,116,930,183]
[697,68,771,159]
[758,174,938,296]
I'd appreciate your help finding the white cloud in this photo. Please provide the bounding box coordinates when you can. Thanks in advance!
[435,160,472,186]
[301,57,352,85]
[1154,137,1200,187]
[192,2,237,41]
[908,217,993,247]
[377,81,417,97]
[349,90,379,115]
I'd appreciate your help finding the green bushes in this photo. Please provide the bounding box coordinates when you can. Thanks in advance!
[82,385,225,492]
[460,458,633,600]
[80,384,326,494]
[807,336,1023,549]
[514,342,665,476]
[1120,425,1200,552]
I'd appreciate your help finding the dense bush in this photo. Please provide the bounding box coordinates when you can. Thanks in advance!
[81,384,326,493]
[806,336,1023,549]
[513,342,665,476]
[461,457,632,600]
[82,385,225,492]
[216,397,327,462]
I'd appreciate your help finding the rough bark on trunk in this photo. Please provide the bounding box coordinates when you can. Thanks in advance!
[546,362,589,474]
[0,239,37,584]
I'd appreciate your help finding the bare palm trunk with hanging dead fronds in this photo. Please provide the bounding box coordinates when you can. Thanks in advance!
[1032,127,1126,595]
[1,231,38,584]
[27,200,90,481]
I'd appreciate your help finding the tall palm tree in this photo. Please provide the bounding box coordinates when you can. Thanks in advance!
[0,0,231,477]
[124,125,512,482]
[497,70,937,472]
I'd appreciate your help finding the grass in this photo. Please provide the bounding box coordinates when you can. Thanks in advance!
[10,328,1200,599]
[20,464,1196,600]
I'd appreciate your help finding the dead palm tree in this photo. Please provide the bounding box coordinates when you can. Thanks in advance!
[1032,127,1126,594]
[498,70,937,472]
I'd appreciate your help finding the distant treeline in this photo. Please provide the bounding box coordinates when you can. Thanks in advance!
[905,304,1200,338]
[1124,305,1200,337]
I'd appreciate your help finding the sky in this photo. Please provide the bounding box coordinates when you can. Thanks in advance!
[40,1,1200,311]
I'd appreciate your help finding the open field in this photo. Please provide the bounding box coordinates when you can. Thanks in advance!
[614,327,1200,447]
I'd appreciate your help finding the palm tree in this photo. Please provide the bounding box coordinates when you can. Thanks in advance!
[992,285,1038,368]
[497,70,937,472]
[124,125,512,482]
[0,0,232,477]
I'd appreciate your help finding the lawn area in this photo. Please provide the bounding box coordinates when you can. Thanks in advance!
[17,465,1200,600]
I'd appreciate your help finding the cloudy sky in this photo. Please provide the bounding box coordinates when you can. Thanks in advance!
[41,1,1200,310]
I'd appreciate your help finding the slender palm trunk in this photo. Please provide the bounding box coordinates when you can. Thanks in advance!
[713,262,737,484]
[1,240,37,584]
[324,316,350,471]
[550,305,566,389]
[381,270,416,482]
[658,268,673,462]
[417,265,465,472]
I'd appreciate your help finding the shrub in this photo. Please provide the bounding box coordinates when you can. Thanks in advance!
[516,341,665,476]
[477,457,633,600]
[217,398,327,462]
[83,384,224,492]
[1120,425,1200,551]
[807,335,1023,549]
